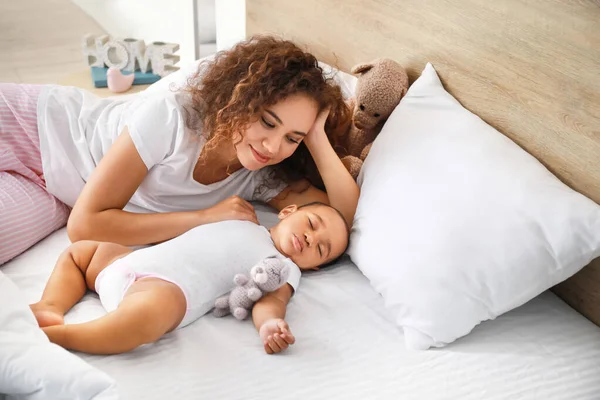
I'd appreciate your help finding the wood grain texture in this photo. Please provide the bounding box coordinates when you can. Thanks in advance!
[554,259,600,326]
[0,0,106,84]
[247,0,600,324]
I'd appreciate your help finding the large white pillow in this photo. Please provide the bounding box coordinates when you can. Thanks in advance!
[349,63,600,350]
[0,271,118,399]
[145,56,357,99]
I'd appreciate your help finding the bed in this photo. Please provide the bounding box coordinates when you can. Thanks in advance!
[4,206,600,399]
[2,0,600,399]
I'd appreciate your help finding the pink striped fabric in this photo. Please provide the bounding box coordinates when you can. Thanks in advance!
[0,83,70,265]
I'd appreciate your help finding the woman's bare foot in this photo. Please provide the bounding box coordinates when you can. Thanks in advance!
[30,301,65,327]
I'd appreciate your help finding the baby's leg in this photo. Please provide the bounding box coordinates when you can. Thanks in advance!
[30,241,132,327]
[42,277,186,354]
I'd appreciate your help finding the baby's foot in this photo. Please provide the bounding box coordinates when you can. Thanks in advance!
[42,325,67,347]
[30,301,64,327]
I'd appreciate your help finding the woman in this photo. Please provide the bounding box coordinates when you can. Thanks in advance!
[0,35,359,265]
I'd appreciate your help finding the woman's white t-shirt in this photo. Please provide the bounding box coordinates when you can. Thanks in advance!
[36,86,286,212]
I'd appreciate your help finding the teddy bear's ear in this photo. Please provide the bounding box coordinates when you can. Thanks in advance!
[351,63,374,75]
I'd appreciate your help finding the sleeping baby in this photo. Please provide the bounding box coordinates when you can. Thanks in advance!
[30,202,348,355]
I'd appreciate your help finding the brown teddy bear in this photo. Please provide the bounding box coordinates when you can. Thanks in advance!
[335,59,409,179]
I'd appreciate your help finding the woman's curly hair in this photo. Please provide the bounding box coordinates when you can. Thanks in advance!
[183,35,350,190]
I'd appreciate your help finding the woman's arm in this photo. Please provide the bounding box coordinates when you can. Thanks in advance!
[252,284,295,354]
[68,128,257,246]
[269,109,360,227]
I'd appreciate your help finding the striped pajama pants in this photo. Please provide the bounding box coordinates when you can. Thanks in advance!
[0,83,70,265]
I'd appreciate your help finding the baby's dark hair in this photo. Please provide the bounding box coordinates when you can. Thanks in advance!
[298,202,350,267]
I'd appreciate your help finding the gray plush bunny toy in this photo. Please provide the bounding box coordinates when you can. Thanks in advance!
[213,257,291,320]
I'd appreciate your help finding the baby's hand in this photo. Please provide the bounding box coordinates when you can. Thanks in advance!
[259,318,295,354]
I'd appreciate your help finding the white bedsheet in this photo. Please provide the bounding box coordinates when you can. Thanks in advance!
[3,221,600,400]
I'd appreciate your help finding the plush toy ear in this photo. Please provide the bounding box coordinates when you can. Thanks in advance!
[256,273,268,284]
[351,63,374,75]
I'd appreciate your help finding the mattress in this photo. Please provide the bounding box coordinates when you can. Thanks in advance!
[4,209,600,400]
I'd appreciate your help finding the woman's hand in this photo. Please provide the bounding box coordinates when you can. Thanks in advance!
[290,104,360,227]
[198,195,259,225]
[303,107,331,151]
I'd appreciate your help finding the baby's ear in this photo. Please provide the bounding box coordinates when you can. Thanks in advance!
[278,204,298,219]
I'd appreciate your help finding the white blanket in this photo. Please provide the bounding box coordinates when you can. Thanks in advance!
[0,270,118,399]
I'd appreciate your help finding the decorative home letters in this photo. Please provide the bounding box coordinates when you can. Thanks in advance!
[82,34,180,77]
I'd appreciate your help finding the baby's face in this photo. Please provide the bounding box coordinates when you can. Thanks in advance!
[270,204,349,270]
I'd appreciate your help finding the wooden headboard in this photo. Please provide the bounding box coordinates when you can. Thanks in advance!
[246,0,600,324]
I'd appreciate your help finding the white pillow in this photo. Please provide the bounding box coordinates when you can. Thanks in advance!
[144,56,357,99]
[0,271,118,399]
[349,63,600,350]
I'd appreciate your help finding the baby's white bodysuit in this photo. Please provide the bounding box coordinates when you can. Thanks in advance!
[95,221,301,328]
